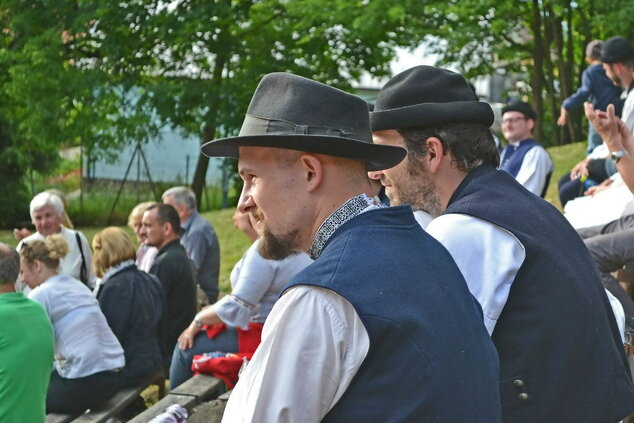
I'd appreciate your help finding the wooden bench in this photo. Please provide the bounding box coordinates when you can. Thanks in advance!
[45,371,165,423]
[128,374,225,423]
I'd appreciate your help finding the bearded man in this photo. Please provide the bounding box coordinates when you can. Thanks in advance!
[370,65,634,423]
[202,72,501,422]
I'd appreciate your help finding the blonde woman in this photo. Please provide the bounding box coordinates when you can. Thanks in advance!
[93,227,165,386]
[20,235,124,414]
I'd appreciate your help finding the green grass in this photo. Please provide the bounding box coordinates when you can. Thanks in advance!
[544,141,587,209]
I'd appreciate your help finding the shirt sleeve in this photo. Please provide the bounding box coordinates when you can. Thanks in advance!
[426,214,526,334]
[221,286,369,423]
[514,146,553,196]
[214,244,276,329]
[562,68,592,110]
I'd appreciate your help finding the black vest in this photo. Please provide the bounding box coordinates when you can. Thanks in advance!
[445,164,634,422]
[287,206,501,422]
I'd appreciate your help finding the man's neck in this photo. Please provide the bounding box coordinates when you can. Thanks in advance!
[181,210,194,226]
[0,284,16,294]
[158,235,179,250]
[437,167,470,216]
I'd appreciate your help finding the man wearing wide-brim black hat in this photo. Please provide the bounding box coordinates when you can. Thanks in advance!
[201,72,501,421]
[370,65,634,422]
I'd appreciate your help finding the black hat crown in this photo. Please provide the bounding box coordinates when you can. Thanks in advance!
[371,66,494,131]
[201,73,406,171]
[601,36,634,64]
[501,101,537,120]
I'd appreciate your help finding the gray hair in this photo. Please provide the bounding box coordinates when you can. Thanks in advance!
[162,186,196,211]
[0,244,19,285]
[30,191,64,219]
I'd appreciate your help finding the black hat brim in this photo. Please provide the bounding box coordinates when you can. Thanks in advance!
[201,134,407,172]
[371,101,494,131]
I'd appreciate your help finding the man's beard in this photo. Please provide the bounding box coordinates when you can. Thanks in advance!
[388,162,442,218]
[258,226,301,260]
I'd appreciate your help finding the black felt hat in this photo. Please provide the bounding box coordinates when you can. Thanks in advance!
[200,73,406,171]
[501,101,537,120]
[370,66,494,131]
[601,36,634,64]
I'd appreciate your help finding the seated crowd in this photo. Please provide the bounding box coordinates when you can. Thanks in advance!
[1,36,634,422]
[0,185,313,419]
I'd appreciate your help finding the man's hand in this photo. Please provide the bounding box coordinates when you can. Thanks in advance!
[557,107,568,126]
[570,159,590,180]
[584,103,629,153]
[584,179,614,196]
[13,228,31,241]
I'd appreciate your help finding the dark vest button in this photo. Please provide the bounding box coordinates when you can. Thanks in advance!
[513,379,525,388]
[518,393,529,400]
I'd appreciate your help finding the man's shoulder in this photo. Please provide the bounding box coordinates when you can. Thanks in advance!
[157,240,187,259]
[189,212,217,235]
[153,241,193,273]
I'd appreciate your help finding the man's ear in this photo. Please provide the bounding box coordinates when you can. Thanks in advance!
[425,137,445,173]
[299,154,324,192]
[162,221,173,237]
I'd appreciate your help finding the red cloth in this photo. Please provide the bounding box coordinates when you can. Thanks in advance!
[192,322,264,388]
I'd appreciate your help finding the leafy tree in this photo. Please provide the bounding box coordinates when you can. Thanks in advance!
[396,0,634,145]
[85,0,419,205]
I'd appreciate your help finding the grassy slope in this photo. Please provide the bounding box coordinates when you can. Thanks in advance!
[544,141,587,209]
[0,141,587,295]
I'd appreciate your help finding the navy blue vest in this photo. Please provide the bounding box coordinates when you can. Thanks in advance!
[286,206,501,422]
[445,165,634,422]
[499,139,540,177]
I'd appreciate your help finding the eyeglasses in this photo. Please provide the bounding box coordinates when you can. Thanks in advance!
[502,116,527,124]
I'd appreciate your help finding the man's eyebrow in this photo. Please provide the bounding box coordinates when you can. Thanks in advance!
[238,166,254,176]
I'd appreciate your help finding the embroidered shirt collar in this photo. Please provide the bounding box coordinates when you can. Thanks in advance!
[309,194,381,259]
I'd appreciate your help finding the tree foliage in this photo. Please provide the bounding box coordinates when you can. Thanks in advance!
[2,0,633,226]
[399,0,634,145]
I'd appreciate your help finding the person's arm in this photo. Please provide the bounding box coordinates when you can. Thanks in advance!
[426,214,526,335]
[561,68,593,113]
[97,277,133,340]
[177,305,223,350]
[512,146,553,196]
[557,107,569,127]
[585,102,634,193]
[221,286,369,423]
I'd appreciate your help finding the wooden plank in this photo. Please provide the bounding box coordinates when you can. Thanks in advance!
[45,414,78,423]
[170,374,225,401]
[72,385,147,423]
[72,371,165,423]
[127,394,198,423]
[188,398,228,423]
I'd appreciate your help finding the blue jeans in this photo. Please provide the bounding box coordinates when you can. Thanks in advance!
[169,327,238,390]
[587,122,603,154]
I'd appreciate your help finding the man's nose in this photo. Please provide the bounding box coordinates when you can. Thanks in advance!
[237,189,255,214]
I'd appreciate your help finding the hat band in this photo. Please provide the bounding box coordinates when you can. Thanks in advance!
[239,114,371,142]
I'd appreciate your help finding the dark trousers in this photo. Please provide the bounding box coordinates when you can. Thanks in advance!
[46,368,121,414]
[579,214,634,317]
[558,159,611,207]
